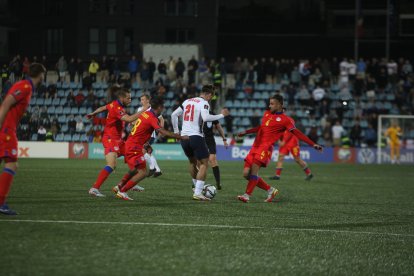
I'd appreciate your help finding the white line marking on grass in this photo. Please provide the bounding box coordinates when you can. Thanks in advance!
[1,219,414,238]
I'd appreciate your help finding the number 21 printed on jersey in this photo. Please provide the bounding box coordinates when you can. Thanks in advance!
[184,104,195,122]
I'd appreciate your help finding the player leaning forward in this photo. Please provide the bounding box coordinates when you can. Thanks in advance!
[237,94,323,203]
[171,84,230,201]
[0,63,46,215]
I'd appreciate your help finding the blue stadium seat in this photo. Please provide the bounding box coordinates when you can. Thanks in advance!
[72,134,80,141]
[224,100,233,108]
[61,124,68,133]
[92,82,102,89]
[31,134,38,141]
[101,83,108,89]
[47,106,55,114]
[54,106,63,115]
[44,98,52,106]
[80,134,88,142]
[36,98,45,105]
[253,92,261,100]
[261,91,270,99]
[241,100,249,108]
[166,91,174,99]
[70,82,77,89]
[79,107,87,115]
[257,101,266,108]
[55,133,64,142]
[52,98,60,105]
[57,90,65,97]
[236,91,245,99]
[132,82,140,90]
[63,134,72,142]
[96,89,105,98]
[60,98,67,106]
[233,100,241,108]
[63,107,71,115]
[62,82,70,89]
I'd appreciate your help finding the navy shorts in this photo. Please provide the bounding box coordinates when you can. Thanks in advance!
[181,136,209,160]
[205,137,216,155]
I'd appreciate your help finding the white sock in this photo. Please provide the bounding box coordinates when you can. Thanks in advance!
[194,180,205,195]
[144,153,154,169]
[192,179,197,186]
[150,155,161,172]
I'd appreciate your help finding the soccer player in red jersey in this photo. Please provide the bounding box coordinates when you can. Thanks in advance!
[269,117,313,181]
[112,98,187,200]
[236,94,322,203]
[86,87,149,197]
[0,63,46,215]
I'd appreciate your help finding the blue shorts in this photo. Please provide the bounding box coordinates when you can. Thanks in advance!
[181,136,209,160]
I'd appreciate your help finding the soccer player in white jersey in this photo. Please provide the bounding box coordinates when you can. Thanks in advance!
[171,84,230,201]
[137,94,163,177]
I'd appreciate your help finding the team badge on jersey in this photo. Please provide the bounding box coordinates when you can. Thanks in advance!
[276,117,281,121]
[13,90,21,96]
[204,105,209,110]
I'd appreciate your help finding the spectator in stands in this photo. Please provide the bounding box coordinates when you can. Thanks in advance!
[310,68,323,86]
[256,58,266,84]
[348,59,357,83]
[67,90,75,107]
[45,129,54,142]
[75,91,85,107]
[299,59,311,84]
[87,128,94,143]
[128,55,138,80]
[312,85,325,103]
[157,59,167,84]
[100,56,109,82]
[93,128,102,143]
[76,116,84,132]
[140,63,150,90]
[187,55,198,85]
[111,57,120,81]
[402,60,413,77]
[296,84,311,106]
[198,56,209,82]
[357,58,366,77]
[86,88,96,107]
[233,56,243,83]
[175,57,185,79]
[88,58,99,83]
[290,66,300,87]
[307,125,319,143]
[244,65,257,89]
[338,85,352,101]
[364,123,377,147]
[219,57,228,87]
[76,58,84,82]
[350,121,362,147]
[68,115,76,134]
[387,59,398,86]
[22,57,30,78]
[57,56,67,82]
[376,68,388,91]
[68,58,77,83]
[37,125,47,141]
[332,120,345,146]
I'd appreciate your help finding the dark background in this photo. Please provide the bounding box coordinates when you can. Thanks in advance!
[0,0,413,61]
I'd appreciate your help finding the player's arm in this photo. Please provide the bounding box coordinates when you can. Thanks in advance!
[157,127,188,140]
[0,95,17,129]
[237,126,260,137]
[200,108,229,122]
[171,106,183,133]
[290,128,323,151]
[158,115,165,128]
[121,109,147,123]
[215,122,228,148]
[86,105,107,119]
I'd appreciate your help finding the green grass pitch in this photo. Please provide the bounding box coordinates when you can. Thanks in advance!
[0,159,413,275]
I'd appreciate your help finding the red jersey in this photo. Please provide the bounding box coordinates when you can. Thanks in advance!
[126,110,161,149]
[1,79,33,133]
[103,100,126,140]
[252,111,295,149]
[281,117,299,148]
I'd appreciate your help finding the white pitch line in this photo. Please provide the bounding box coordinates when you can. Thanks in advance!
[1,219,414,238]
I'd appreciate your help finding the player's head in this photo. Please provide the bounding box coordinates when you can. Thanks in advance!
[140,94,151,107]
[117,88,132,106]
[269,94,284,113]
[28,63,46,85]
[200,84,216,101]
[108,85,121,102]
[150,98,164,115]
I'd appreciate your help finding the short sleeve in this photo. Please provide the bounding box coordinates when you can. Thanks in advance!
[9,84,30,102]
[114,108,126,120]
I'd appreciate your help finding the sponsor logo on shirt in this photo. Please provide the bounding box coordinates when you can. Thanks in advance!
[276,117,281,122]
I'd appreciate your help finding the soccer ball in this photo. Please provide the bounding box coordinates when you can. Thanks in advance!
[203,184,217,199]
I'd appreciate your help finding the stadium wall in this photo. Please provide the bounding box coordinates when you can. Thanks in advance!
[16,142,414,164]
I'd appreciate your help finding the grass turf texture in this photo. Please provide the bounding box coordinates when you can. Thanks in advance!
[1,159,414,275]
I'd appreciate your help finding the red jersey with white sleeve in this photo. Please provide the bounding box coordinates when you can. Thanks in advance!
[103,100,126,140]
[125,110,161,170]
[0,79,33,162]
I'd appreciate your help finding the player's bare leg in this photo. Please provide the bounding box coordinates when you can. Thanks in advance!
[270,154,285,180]
[209,154,221,190]
[396,145,401,164]
[294,157,313,181]
[0,161,18,215]
[89,152,117,197]
[188,157,199,190]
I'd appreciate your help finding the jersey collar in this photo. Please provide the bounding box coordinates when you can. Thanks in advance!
[116,99,125,107]
[275,111,283,115]
[26,78,34,90]
[149,108,157,117]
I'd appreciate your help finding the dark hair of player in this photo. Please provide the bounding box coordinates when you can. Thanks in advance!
[28,63,46,78]
[107,85,121,102]
[116,88,131,98]
[150,98,164,110]
[201,84,216,96]
[140,94,151,100]
[271,94,284,105]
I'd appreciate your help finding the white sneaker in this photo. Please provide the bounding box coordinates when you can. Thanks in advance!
[192,193,211,201]
[112,185,120,194]
[89,188,105,197]
[132,185,145,192]
[116,191,133,201]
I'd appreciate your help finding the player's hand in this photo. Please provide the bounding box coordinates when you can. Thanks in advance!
[313,144,323,152]
[221,108,230,117]
[180,135,189,140]
[223,140,229,149]
[279,141,285,147]
[86,113,94,119]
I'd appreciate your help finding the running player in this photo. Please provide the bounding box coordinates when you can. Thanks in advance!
[236,95,322,203]
[171,84,230,201]
[0,63,46,215]
[113,98,187,200]
[203,111,228,190]
[87,87,149,197]
[385,120,403,164]
[269,117,313,181]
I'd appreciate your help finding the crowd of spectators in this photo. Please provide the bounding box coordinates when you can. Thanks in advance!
[1,54,413,147]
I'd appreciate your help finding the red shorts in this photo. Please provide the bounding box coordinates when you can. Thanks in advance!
[125,150,147,171]
[244,146,273,168]
[0,132,18,163]
[279,145,300,158]
[102,136,125,157]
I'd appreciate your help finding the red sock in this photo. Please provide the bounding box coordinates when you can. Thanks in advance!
[118,173,132,188]
[304,167,311,175]
[0,168,16,205]
[276,168,282,176]
[257,177,271,191]
[246,175,259,195]
[121,180,137,193]
[92,166,113,189]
